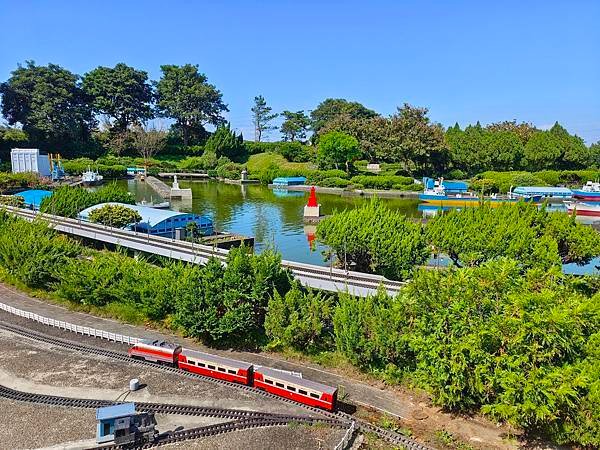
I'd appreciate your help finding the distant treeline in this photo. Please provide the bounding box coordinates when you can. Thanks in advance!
[1,61,598,177]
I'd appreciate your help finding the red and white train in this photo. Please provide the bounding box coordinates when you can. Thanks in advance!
[128,339,338,411]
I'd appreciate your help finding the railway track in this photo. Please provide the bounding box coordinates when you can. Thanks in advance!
[0,319,433,450]
[4,206,405,296]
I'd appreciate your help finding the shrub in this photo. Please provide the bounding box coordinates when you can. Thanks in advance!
[0,195,24,207]
[178,151,218,171]
[319,177,351,188]
[0,172,40,193]
[88,204,142,228]
[349,175,414,190]
[317,199,430,280]
[40,184,134,218]
[216,162,243,180]
[445,168,467,180]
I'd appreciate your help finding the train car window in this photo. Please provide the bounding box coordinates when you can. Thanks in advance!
[228,369,236,374]
[287,386,296,392]
[276,382,284,388]
[299,389,308,396]
[310,393,320,399]
[198,362,205,367]
[208,364,215,370]
[265,379,273,385]
[218,367,226,372]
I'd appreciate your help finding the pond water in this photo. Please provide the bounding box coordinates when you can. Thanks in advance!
[114,178,420,266]
[114,178,599,275]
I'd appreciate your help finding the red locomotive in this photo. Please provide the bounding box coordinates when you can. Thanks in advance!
[128,339,337,411]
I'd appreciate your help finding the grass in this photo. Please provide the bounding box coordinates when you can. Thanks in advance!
[246,152,313,173]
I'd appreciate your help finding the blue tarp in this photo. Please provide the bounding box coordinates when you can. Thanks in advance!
[15,189,53,209]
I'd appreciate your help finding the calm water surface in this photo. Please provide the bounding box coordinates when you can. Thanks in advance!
[115,178,420,266]
[115,178,599,274]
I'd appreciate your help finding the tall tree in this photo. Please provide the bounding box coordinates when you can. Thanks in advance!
[310,98,378,134]
[132,123,167,170]
[204,123,244,159]
[317,131,361,173]
[155,64,228,146]
[82,63,153,132]
[0,61,94,150]
[251,95,278,142]
[280,110,310,142]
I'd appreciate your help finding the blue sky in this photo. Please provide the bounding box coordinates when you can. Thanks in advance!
[1,0,599,143]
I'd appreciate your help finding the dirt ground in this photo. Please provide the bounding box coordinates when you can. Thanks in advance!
[0,329,350,449]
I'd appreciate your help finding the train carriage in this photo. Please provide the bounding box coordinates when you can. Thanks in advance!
[128,339,182,365]
[177,349,253,385]
[253,366,337,411]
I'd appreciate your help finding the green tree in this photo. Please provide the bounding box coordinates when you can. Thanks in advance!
[251,95,278,142]
[310,98,378,134]
[317,131,360,173]
[550,122,590,168]
[155,64,228,146]
[427,202,600,269]
[280,110,310,142]
[204,123,244,159]
[316,199,430,280]
[486,120,538,144]
[88,204,142,228]
[82,63,153,132]
[318,114,387,162]
[523,131,562,171]
[0,61,94,150]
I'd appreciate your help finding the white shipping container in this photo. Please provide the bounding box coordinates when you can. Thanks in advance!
[10,148,51,177]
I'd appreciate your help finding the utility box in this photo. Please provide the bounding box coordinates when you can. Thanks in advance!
[11,148,51,177]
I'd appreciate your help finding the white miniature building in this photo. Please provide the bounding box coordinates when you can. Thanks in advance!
[11,148,51,177]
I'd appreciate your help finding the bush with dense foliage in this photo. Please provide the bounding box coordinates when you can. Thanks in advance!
[264,282,333,351]
[349,175,414,190]
[333,261,600,446]
[316,199,430,280]
[0,172,40,193]
[62,158,127,178]
[427,202,600,270]
[0,212,80,287]
[40,184,134,218]
[88,204,142,228]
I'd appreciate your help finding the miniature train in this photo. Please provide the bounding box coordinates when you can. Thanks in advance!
[128,339,338,411]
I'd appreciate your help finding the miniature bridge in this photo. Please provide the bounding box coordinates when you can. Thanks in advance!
[4,206,404,297]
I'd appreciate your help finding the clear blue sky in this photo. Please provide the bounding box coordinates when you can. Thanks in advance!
[1,0,599,143]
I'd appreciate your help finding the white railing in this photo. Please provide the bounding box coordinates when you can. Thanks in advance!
[334,421,357,450]
[0,300,141,345]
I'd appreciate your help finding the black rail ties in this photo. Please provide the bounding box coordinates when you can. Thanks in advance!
[0,319,434,450]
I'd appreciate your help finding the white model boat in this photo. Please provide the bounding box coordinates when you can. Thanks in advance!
[81,167,104,186]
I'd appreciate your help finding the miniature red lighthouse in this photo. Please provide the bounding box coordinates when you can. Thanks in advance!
[303,186,321,220]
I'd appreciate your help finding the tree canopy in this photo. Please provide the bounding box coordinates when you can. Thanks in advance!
[155,64,228,146]
[310,98,378,134]
[89,204,142,228]
[82,63,153,132]
[280,110,310,142]
[317,131,360,173]
[0,61,94,150]
[204,123,244,159]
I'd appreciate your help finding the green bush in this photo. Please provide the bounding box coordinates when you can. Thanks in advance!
[88,204,142,228]
[0,212,80,288]
[317,199,430,280]
[216,162,243,180]
[319,177,351,188]
[349,175,414,190]
[0,172,40,193]
[40,184,134,218]
[177,151,218,171]
[0,195,24,207]
[445,169,467,180]
[471,171,547,193]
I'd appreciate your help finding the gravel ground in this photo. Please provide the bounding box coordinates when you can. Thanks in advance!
[0,398,96,449]
[161,424,347,450]
[0,328,310,415]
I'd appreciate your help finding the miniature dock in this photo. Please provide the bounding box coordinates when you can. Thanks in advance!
[145,176,172,198]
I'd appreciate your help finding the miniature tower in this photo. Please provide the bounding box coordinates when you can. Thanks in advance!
[170,174,193,199]
[303,186,320,219]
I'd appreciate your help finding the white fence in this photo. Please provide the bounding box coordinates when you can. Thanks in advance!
[334,421,356,450]
[0,301,141,345]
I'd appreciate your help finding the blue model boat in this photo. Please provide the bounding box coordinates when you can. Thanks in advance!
[572,181,600,201]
